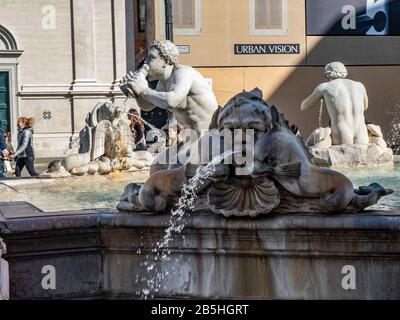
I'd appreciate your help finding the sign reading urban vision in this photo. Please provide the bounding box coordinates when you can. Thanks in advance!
[234,44,300,55]
[307,0,400,35]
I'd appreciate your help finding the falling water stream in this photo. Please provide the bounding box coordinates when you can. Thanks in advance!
[319,99,324,128]
[135,152,233,299]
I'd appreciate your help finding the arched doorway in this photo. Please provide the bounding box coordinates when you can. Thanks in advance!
[0,25,22,134]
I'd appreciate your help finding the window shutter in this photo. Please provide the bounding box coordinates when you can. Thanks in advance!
[172,0,180,26]
[255,0,283,30]
[256,0,268,29]
[269,0,282,29]
[181,0,194,26]
[172,0,195,29]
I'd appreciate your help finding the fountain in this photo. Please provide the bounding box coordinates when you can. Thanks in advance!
[44,102,153,178]
[1,43,400,300]
[118,88,392,216]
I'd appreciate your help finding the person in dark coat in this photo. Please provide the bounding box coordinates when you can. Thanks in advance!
[0,123,9,179]
[10,117,39,177]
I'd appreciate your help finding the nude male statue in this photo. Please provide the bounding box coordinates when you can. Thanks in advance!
[120,40,218,135]
[301,62,369,145]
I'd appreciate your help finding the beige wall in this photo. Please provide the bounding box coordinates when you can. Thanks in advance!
[152,0,400,146]
[156,0,306,67]
[197,66,400,143]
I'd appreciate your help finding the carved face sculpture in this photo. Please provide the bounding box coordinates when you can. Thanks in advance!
[96,103,120,123]
[218,90,272,144]
[216,89,272,171]
[145,48,167,81]
[206,90,278,217]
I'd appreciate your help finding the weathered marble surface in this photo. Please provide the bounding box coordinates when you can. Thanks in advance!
[120,40,218,135]
[301,62,370,146]
[0,237,9,300]
[119,89,392,216]
[2,206,400,299]
[45,102,153,177]
[310,144,394,167]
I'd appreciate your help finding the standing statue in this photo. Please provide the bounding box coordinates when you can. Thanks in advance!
[301,62,393,166]
[120,40,218,135]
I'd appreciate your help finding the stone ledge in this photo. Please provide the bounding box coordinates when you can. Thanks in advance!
[310,144,394,167]
[1,207,400,299]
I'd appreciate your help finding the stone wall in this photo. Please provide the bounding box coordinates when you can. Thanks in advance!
[0,0,131,158]
[2,206,400,299]
[0,237,9,300]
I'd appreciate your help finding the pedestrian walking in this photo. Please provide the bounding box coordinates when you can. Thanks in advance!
[0,123,9,179]
[9,117,39,177]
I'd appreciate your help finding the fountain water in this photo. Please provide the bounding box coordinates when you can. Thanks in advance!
[135,152,233,299]
[387,96,400,154]
[318,99,324,128]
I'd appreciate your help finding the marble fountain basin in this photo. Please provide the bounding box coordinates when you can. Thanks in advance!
[0,166,400,300]
[0,166,398,213]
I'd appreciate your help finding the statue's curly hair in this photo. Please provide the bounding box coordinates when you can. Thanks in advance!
[324,62,348,81]
[217,88,272,130]
[149,40,179,66]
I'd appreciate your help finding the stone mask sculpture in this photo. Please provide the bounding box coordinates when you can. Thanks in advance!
[45,102,153,177]
[301,62,393,167]
[118,89,393,217]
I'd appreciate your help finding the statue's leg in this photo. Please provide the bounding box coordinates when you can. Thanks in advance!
[353,123,370,145]
[323,184,354,212]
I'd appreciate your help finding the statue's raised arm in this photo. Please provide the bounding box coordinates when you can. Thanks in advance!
[120,40,218,134]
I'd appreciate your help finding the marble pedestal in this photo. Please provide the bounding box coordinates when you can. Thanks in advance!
[310,144,394,167]
[2,203,400,299]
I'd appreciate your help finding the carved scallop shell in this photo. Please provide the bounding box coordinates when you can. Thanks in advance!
[207,177,280,217]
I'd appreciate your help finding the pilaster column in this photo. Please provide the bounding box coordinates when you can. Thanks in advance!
[71,0,96,85]
[112,0,127,83]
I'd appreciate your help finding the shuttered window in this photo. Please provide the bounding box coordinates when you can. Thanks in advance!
[172,0,195,29]
[255,0,283,30]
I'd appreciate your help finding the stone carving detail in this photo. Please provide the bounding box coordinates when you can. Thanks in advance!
[0,238,9,300]
[45,102,153,177]
[118,88,393,217]
[301,62,393,167]
[42,111,52,120]
[207,176,280,217]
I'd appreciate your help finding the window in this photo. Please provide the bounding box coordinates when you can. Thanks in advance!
[137,0,146,33]
[249,0,288,36]
[160,0,201,36]
[173,0,195,29]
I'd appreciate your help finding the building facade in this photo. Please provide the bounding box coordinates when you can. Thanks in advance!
[155,0,400,144]
[0,0,153,158]
[0,0,399,159]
